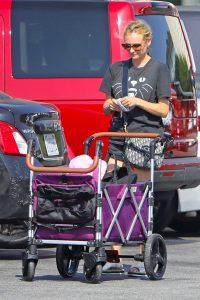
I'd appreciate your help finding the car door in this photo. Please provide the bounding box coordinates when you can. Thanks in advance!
[0,16,4,90]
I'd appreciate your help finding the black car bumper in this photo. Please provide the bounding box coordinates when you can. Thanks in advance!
[155,157,200,191]
[0,154,30,222]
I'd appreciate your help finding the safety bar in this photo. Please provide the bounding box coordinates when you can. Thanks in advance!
[26,139,103,173]
[26,131,172,173]
[84,131,161,154]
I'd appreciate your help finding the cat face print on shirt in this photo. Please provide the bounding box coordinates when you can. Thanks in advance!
[111,76,153,100]
[128,76,153,99]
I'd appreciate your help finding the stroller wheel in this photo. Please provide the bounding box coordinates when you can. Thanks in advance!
[22,259,36,281]
[144,233,167,280]
[56,245,80,278]
[83,263,102,284]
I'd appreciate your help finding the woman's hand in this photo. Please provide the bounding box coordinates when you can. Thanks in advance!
[121,96,169,117]
[121,96,138,109]
[103,97,121,115]
[111,99,122,111]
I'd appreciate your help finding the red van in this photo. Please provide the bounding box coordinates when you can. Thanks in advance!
[0,0,200,234]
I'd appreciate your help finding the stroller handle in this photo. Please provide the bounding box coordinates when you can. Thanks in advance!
[84,131,160,154]
[87,132,160,139]
[25,139,103,173]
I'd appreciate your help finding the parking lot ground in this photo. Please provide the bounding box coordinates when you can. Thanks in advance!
[0,229,200,300]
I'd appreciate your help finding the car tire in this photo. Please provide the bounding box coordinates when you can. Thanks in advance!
[0,224,28,249]
[153,190,178,233]
[169,211,200,233]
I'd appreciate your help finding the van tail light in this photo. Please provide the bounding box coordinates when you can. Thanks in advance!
[0,121,27,155]
[198,116,200,131]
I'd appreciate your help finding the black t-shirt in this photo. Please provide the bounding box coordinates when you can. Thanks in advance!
[100,57,171,133]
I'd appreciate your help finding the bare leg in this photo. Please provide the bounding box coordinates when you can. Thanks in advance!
[139,243,145,254]
[106,157,124,173]
[133,168,150,182]
[111,244,122,261]
[103,244,124,273]
[107,159,151,181]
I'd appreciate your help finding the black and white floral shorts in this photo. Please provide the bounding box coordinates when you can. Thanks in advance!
[124,137,165,169]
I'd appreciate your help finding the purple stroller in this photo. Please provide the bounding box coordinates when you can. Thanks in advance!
[22,131,170,283]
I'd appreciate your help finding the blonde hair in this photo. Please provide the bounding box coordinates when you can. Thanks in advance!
[123,19,152,41]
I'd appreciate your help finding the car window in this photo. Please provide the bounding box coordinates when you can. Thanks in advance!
[11,1,110,78]
[138,15,194,98]
[178,10,200,90]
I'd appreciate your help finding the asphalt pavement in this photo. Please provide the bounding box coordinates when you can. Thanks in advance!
[0,229,200,300]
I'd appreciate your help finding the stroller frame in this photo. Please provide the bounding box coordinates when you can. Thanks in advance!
[22,131,171,283]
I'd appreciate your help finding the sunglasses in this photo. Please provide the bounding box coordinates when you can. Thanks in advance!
[121,43,143,51]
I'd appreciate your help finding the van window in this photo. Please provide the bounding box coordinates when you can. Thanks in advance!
[11,1,110,78]
[178,10,200,90]
[138,15,194,98]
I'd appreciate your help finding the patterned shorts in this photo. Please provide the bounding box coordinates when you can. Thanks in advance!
[124,137,165,169]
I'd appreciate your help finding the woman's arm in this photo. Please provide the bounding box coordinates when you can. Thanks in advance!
[103,95,121,115]
[121,96,169,118]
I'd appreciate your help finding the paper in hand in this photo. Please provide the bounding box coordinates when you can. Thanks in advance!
[115,98,130,112]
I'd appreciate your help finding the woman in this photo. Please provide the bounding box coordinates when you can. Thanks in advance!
[100,19,171,275]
